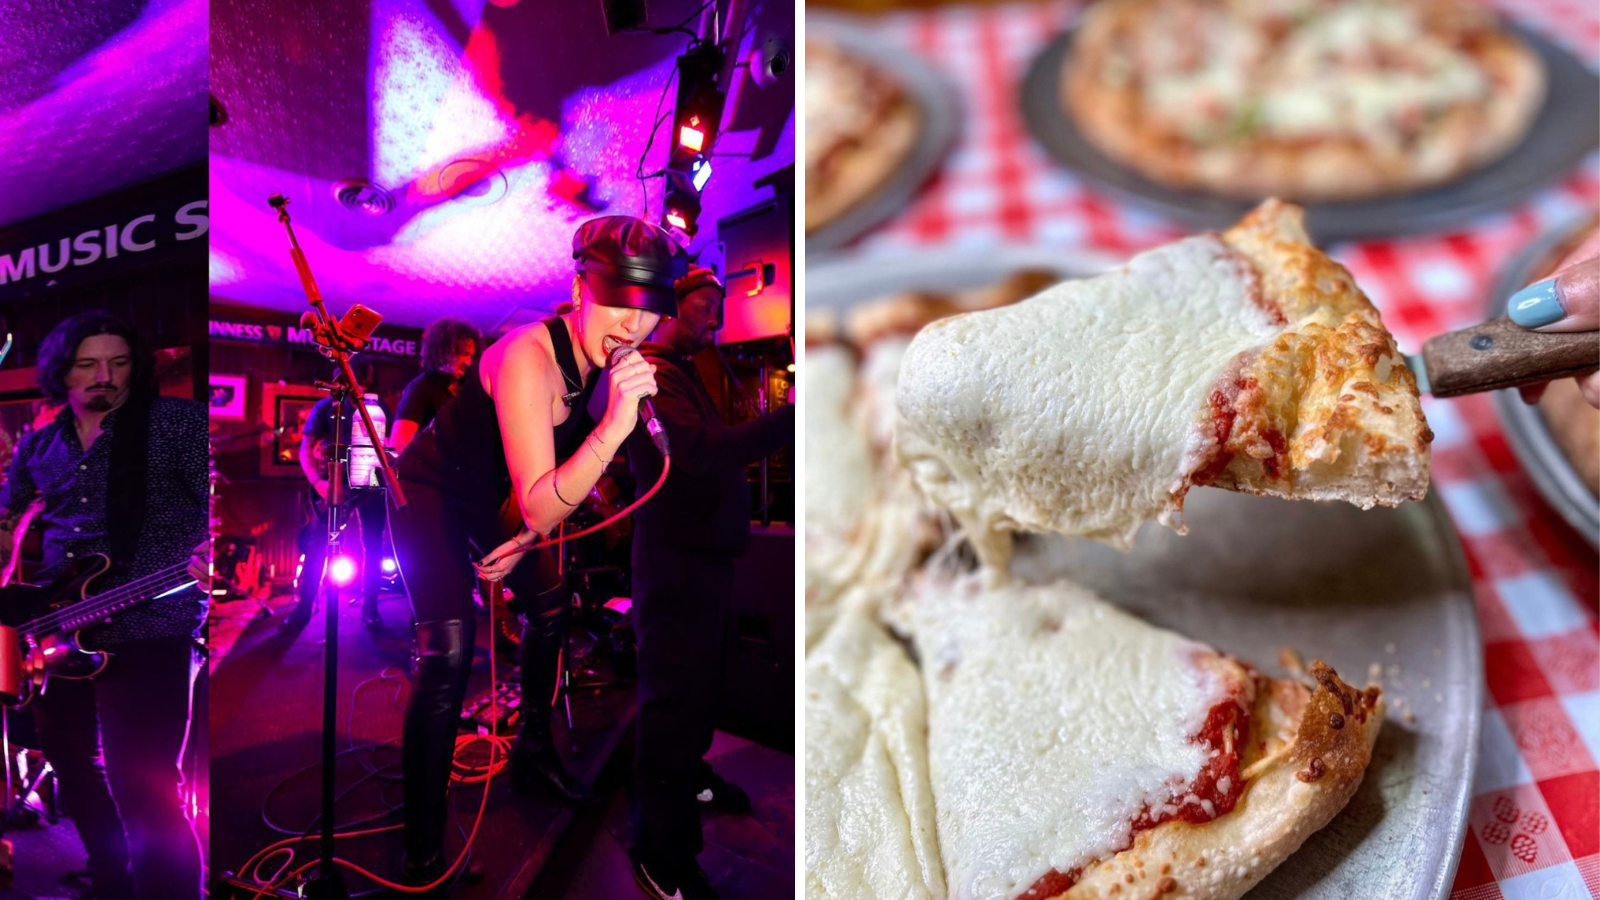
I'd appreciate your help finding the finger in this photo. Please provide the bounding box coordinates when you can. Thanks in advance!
[1582,371,1600,409]
[620,375,656,397]
[1551,232,1600,272]
[1507,257,1599,332]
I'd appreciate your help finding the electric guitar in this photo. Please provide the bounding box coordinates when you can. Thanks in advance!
[0,554,197,706]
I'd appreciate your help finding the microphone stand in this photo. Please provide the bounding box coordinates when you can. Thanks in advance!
[268,195,407,900]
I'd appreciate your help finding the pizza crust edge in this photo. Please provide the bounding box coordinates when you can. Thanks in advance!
[1059,662,1384,900]
[1200,199,1432,510]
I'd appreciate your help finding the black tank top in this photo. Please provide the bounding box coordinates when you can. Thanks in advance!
[400,318,599,501]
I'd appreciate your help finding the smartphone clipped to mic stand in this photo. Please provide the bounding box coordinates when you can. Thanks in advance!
[265,193,406,900]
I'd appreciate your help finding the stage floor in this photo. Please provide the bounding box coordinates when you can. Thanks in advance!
[533,731,796,899]
[208,588,637,900]
[3,814,91,900]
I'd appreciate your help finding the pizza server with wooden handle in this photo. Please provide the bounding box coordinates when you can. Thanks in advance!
[1407,257,1600,401]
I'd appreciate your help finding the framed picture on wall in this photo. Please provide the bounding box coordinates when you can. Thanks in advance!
[261,383,323,477]
[209,374,248,420]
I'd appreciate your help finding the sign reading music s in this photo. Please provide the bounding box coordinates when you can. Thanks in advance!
[0,201,209,286]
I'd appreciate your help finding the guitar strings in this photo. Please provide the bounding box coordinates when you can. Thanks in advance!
[24,566,194,634]
[25,563,195,632]
[22,560,197,634]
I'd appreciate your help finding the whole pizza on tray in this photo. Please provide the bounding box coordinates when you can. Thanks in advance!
[1061,0,1546,200]
[806,39,923,233]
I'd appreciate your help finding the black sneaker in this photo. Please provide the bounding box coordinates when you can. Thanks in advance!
[630,852,720,900]
[694,770,752,816]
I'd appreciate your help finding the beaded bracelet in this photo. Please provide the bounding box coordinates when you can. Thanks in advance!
[586,434,613,466]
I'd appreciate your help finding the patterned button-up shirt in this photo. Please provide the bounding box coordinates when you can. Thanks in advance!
[0,397,209,644]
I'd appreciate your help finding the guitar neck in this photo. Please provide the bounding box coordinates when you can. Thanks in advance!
[28,561,197,636]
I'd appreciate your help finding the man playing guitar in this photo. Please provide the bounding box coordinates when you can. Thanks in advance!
[0,311,209,900]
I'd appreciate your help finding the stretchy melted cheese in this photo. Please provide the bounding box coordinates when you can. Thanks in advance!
[805,603,946,900]
[805,344,880,625]
[896,234,1280,555]
[910,574,1246,900]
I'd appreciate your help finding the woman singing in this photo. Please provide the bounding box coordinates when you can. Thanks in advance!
[391,215,683,888]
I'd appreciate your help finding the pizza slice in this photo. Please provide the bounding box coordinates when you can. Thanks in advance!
[896,200,1431,558]
[907,572,1383,900]
[806,40,922,234]
[804,340,884,646]
[806,597,946,900]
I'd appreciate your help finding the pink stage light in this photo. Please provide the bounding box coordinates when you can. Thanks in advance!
[329,556,357,586]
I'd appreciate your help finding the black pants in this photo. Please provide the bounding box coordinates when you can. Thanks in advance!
[297,490,389,610]
[630,542,733,864]
[30,635,202,900]
[389,478,567,861]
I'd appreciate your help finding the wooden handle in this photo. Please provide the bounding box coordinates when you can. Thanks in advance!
[1421,317,1599,398]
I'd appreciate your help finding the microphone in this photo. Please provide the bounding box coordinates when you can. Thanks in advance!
[608,344,670,457]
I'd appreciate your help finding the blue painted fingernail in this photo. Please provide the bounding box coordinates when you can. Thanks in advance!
[1507,277,1565,328]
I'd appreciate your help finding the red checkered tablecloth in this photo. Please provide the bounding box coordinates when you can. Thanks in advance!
[838,2,1600,897]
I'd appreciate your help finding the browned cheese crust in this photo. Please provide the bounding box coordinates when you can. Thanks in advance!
[1057,662,1384,900]
[806,41,924,233]
[1061,0,1545,201]
[1195,200,1432,508]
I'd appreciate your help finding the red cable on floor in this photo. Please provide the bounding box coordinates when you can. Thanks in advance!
[240,458,671,897]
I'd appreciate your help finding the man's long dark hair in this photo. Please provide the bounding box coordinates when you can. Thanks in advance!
[419,318,481,372]
[34,311,160,566]
[36,310,156,402]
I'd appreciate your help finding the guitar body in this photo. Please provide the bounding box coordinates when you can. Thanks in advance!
[0,554,118,706]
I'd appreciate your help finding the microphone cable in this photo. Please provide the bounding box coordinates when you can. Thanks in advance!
[476,456,671,569]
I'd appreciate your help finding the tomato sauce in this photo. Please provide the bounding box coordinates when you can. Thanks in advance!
[1018,692,1250,898]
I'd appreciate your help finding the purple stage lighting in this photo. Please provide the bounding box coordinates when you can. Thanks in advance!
[382,557,397,574]
[329,556,357,586]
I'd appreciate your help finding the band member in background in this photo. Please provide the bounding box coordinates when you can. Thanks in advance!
[624,267,794,900]
[391,318,481,455]
[390,215,677,890]
[0,311,209,900]
[286,358,393,632]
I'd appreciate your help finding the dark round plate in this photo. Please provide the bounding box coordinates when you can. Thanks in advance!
[1490,217,1600,547]
[1020,23,1600,243]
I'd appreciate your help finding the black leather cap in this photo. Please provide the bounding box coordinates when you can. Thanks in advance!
[572,216,687,317]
